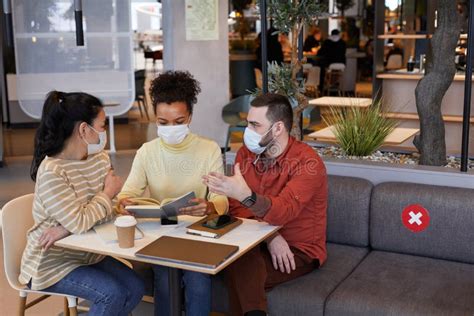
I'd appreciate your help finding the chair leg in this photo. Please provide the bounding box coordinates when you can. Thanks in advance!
[66,296,78,316]
[64,297,70,316]
[18,291,27,316]
[139,99,146,118]
[145,59,150,74]
[136,99,144,118]
[143,96,150,121]
[224,128,232,152]
[69,307,78,316]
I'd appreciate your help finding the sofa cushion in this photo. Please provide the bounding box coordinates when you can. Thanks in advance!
[327,175,372,247]
[211,243,369,315]
[325,251,474,316]
[370,182,474,264]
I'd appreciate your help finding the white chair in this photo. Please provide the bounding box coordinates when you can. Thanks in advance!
[305,66,321,90]
[2,194,79,316]
[328,63,346,71]
[324,63,346,96]
[386,54,403,70]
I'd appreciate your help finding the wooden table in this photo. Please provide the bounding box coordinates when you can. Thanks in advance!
[309,96,372,108]
[308,126,420,145]
[56,216,279,316]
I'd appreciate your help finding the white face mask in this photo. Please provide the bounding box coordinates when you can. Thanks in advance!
[157,124,190,145]
[243,125,273,154]
[83,125,107,155]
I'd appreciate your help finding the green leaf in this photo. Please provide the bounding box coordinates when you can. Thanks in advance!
[268,0,328,34]
[252,62,305,106]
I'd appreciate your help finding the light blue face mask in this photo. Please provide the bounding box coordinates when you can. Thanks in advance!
[83,125,107,155]
[243,125,274,154]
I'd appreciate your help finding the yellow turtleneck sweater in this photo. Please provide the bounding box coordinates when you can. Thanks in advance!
[118,133,228,214]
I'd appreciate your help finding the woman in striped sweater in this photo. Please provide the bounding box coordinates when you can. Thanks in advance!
[19,91,144,316]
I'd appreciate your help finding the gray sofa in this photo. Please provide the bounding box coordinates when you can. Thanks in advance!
[136,175,474,315]
[324,180,474,316]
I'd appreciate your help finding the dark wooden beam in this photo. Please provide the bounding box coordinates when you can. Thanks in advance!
[260,0,268,93]
[372,0,385,99]
[0,0,8,166]
[426,0,438,35]
[461,0,474,171]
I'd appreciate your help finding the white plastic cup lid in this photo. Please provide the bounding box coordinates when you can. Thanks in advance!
[114,215,137,227]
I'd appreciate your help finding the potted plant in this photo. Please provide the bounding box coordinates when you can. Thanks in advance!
[334,0,354,18]
[265,0,326,139]
[323,99,397,157]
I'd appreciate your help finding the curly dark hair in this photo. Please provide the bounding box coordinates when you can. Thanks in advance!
[149,70,201,114]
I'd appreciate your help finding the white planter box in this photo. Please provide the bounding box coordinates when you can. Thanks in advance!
[224,152,474,189]
[324,158,474,189]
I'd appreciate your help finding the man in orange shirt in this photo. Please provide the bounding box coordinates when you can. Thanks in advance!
[204,93,327,316]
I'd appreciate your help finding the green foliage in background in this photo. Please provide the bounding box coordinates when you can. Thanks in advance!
[265,0,327,139]
[251,62,304,103]
[268,0,327,34]
[323,100,397,157]
[335,0,355,17]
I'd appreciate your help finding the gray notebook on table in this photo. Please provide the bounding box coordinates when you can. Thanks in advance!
[125,192,196,218]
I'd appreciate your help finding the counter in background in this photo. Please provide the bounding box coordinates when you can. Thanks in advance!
[379,71,474,155]
[377,69,471,81]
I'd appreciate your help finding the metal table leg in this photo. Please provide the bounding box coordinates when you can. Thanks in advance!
[168,268,183,316]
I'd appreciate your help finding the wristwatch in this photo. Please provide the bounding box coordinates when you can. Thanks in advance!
[240,191,257,208]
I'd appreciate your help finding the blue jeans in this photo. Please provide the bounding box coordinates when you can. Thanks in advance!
[152,265,211,316]
[43,257,145,316]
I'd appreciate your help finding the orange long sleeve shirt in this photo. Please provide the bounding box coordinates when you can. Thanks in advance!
[229,137,328,265]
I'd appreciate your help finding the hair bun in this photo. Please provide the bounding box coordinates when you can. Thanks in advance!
[55,91,65,103]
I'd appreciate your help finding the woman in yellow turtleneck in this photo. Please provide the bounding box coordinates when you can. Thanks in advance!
[118,71,228,316]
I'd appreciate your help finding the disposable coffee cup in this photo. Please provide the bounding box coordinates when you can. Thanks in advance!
[115,215,137,248]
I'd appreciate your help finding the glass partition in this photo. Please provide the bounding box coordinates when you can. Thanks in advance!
[12,0,134,119]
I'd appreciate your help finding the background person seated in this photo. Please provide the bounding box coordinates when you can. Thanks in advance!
[204,93,328,316]
[255,26,284,69]
[385,39,404,70]
[316,29,347,93]
[317,29,347,66]
[303,26,322,53]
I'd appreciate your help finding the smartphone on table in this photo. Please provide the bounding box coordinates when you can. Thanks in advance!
[202,215,237,230]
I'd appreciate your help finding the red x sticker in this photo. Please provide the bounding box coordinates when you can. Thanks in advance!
[401,204,430,233]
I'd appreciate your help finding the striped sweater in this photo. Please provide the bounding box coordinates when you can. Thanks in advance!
[19,151,114,290]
